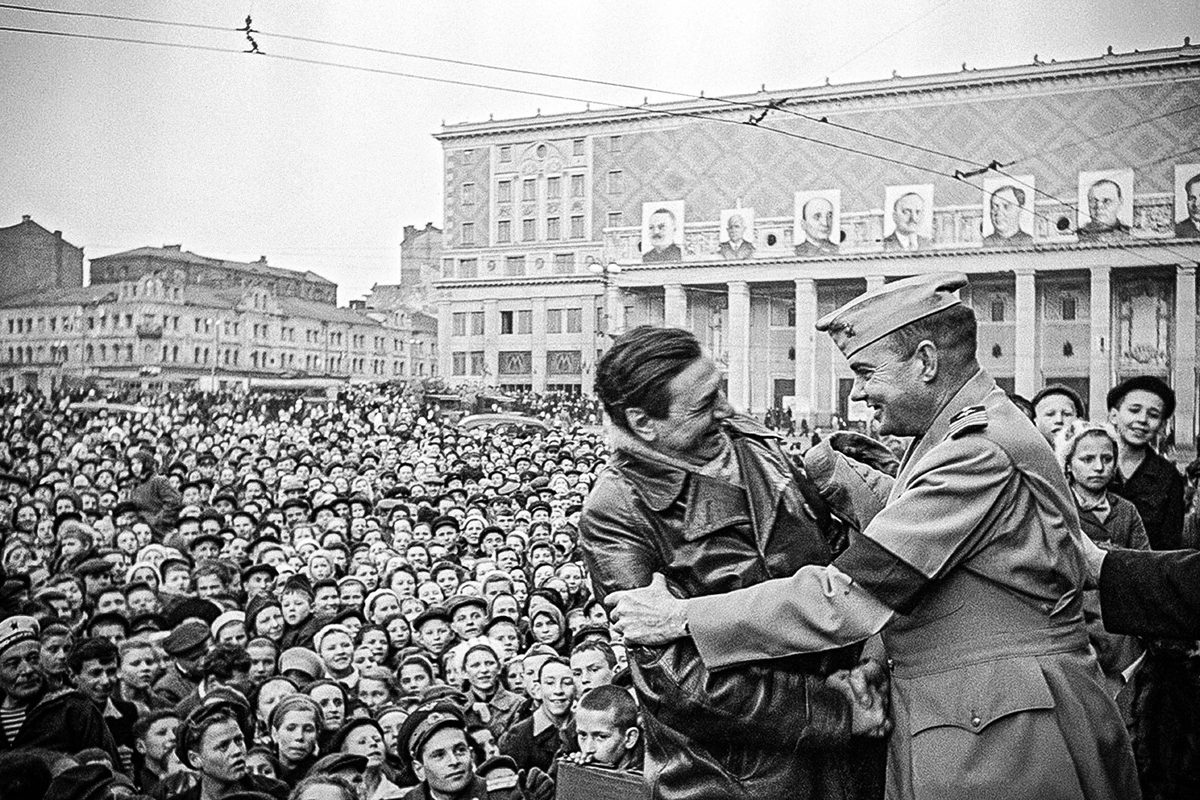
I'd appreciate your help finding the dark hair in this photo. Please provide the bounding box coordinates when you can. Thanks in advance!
[1186,172,1200,195]
[991,184,1026,206]
[885,304,978,374]
[289,774,358,800]
[1106,375,1176,419]
[1007,393,1036,422]
[202,643,251,682]
[578,684,638,732]
[0,751,53,800]
[133,708,182,742]
[536,655,571,682]
[67,636,118,674]
[570,639,616,668]
[1090,177,1123,200]
[596,326,703,432]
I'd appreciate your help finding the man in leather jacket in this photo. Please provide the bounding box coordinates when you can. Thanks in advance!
[580,326,886,800]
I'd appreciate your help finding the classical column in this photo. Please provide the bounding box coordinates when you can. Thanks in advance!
[1175,264,1197,447]
[663,283,687,328]
[794,278,817,419]
[1013,268,1037,398]
[605,284,624,335]
[531,296,548,393]
[437,300,453,380]
[482,299,500,387]
[727,281,751,411]
[581,292,597,395]
[1089,266,1112,417]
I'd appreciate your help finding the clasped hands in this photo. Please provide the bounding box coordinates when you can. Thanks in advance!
[827,659,892,738]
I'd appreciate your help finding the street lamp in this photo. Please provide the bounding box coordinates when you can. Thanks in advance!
[589,261,622,337]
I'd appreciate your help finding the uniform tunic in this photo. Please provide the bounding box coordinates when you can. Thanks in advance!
[687,370,1140,800]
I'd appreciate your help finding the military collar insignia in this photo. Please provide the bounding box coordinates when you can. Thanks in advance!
[945,405,988,439]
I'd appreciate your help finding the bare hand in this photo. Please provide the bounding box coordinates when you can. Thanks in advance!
[827,666,891,737]
[606,573,689,646]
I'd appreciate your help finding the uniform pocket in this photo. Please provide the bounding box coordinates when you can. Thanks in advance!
[906,657,1085,800]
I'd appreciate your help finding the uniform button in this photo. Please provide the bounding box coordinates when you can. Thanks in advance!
[971,714,982,727]
[886,658,895,669]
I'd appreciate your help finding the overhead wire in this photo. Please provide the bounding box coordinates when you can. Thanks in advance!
[1,13,1196,269]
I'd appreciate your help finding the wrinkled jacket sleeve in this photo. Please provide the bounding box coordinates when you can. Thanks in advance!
[579,472,851,751]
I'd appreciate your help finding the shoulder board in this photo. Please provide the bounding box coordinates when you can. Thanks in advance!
[945,405,988,439]
[486,775,519,792]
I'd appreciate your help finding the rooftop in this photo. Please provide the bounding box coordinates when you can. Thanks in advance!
[91,245,336,286]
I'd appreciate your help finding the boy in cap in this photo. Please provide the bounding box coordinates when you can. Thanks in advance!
[399,700,554,800]
[0,616,121,762]
[172,696,287,800]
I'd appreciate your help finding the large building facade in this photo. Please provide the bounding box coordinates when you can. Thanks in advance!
[433,44,1200,445]
[0,245,419,393]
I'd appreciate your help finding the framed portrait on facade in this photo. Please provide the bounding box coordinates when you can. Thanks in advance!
[793,190,841,256]
[882,184,934,251]
[981,175,1036,248]
[718,208,756,260]
[1173,163,1200,238]
[1077,169,1133,238]
[641,200,685,263]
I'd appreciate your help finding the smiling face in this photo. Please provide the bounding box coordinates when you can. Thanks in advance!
[1109,389,1166,450]
[847,336,934,437]
[632,357,734,464]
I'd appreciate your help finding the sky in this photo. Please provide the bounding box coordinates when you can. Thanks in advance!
[1,1,1195,303]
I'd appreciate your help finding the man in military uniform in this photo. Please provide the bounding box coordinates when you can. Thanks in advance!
[608,273,1140,799]
[154,619,211,705]
[398,700,555,800]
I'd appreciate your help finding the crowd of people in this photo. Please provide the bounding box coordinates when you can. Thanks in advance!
[0,313,1197,800]
[0,385,638,800]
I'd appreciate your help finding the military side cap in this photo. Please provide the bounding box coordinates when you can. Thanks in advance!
[162,619,212,657]
[816,272,968,357]
[399,700,467,762]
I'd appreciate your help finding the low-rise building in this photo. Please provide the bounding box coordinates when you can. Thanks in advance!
[0,215,84,302]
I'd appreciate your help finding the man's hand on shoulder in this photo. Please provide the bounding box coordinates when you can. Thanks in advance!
[606,573,689,646]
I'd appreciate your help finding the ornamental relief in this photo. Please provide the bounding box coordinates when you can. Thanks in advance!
[1115,277,1172,372]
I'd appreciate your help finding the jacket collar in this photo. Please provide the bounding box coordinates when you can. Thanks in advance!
[893,369,998,496]
[608,416,778,512]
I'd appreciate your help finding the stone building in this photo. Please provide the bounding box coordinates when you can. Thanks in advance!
[433,44,1200,445]
[0,215,84,302]
[398,223,444,311]
[0,245,416,393]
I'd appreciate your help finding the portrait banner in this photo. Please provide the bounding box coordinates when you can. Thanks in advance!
[793,190,841,256]
[641,201,685,263]
[981,175,1036,248]
[882,184,934,251]
[1173,163,1200,238]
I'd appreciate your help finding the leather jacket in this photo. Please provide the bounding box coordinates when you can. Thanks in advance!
[580,417,882,800]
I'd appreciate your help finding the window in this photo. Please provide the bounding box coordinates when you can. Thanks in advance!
[500,311,515,334]
[505,256,526,277]
[452,312,467,336]
[462,182,475,205]
[546,308,563,334]
[499,351,532,375]
[571,174,585,198]
[499,145,512,162]
[609,135,622,153]
[606,211,622,228]
[990,299,1006,323]
[497,220,511,243]
[470,312,485,335]
[547,349,582,375]
[572,138,584,156]
[458,258,478,279]
[553,253,574,274]
[1061,296,1077,321]
[517,310,532,334]
[566,307,583,333]
[452,352,467,375]
[522,179,537,201]
[461,222,475,247]
[770,299,796,327]
[546,217,561,240]
[547,176,561,199]
[498,180,513,203]
[522,218,536,241]
[469,350,486,375]
[607,170,623,194]
[570,215,585,239]
[461,148,474,164]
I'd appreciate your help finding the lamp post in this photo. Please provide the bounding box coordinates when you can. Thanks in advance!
[589,261,622,337]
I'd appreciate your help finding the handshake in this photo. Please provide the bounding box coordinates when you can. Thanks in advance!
[826,658,892,738]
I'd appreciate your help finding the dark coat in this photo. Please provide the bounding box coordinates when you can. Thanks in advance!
[498,708,571,775]
[129,474,183,535]
[1101,548,1200,639]
[400,773,526,800]
[0,686,121,764]
[580,416,879,800]
[160,772,288,800]
[1109,448,1186,550]
[153,664,198,706]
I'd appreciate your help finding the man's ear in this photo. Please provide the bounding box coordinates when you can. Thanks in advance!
[412,760,425,783]
[622,727,640,750]
[623,408,657,444]
[913,341,939,383]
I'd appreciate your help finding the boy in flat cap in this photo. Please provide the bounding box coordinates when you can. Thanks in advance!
[610,273,1139,800]
[399,700,553,800]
